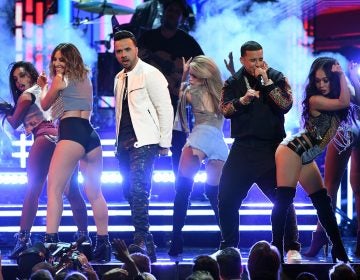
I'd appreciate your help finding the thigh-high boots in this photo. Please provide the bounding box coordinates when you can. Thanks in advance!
[204,184,219,226]
[271,187,296,262]
[168,176,193,256]
[309,189,349,262]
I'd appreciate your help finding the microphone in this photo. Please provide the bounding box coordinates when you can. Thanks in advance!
[257,74,263,84]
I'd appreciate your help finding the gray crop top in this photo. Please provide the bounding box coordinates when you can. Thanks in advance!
[61,76,93,111]
[176,83,223,133]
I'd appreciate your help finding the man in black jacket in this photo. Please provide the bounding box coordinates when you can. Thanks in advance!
[218,41,301,263]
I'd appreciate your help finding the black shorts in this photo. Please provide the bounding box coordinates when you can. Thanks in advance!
[59,117,101,153]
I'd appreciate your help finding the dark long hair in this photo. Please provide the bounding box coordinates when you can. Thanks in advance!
[302,57,349,128]
[8,61,39,104]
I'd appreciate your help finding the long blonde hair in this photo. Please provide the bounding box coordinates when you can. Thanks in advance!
[190,55,223,114]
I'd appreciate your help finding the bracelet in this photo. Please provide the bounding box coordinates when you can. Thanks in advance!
[239,96,250,105]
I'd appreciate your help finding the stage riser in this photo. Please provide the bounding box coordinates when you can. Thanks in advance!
[0,203,317,249]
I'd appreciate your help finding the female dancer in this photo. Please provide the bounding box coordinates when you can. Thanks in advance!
[38,43,110,262]
[4,61,89,259]
[168,55,228,256]
[270,57,351,263]
[304,62,360,257]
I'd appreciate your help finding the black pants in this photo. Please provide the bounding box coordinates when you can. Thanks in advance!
[117,143,159,233]
[218,139,300,251]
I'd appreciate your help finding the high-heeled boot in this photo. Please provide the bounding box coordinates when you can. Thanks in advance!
[303,230,330,257]
[74,230,92,245]
[92,234,112,263]
[168,176,193,256]
[309,189,349,262]
[205,184,219,225]
[144,232,157,263]
[355,231,360,257]
[129,232,157,262]
[8,230,31,259]
[271,187,296,263]
[74,230,92,260]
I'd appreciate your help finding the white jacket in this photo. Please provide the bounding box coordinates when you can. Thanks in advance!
[114,58,173,148]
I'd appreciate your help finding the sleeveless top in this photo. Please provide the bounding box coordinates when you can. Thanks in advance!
[283,112,340,164]
[175,83,223,133]
[51,76,92,120]
[23,84,51,135]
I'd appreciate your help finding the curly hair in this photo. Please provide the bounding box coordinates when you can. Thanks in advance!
[8,61,39,104]
[302,57,349,128]
[49,43,89,81]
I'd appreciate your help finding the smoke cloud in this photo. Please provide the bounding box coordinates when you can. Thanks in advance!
[191,0,348,131]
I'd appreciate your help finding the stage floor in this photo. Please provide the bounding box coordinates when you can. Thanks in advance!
[1,237,360,280]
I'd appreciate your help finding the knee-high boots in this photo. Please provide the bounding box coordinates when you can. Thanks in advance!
[204,184,219,225]
[128,231,157,263]
[309,188,349,262]
[271,187,296,262]
[168,176,193,256]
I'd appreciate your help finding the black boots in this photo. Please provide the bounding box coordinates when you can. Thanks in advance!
[92,234,112,263]
[129,232,157,263]
[8,230,31,259]
[204,184,219,225]
[74,231,92,260]
[271,187,296,262]
[309,188,349,262]
[303,230,330,257]
[168,234,184,257]
[168,176,193,256]
[44,232,111,263]
[355,231,360,257]
[74,230,92,245]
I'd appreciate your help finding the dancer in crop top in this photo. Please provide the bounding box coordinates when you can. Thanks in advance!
[168,55,228,256]
[3,61,88,259]
[38,43,111,262]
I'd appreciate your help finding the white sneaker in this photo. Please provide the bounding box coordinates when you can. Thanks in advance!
[286,250,302,264]
[210,249,222,260]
